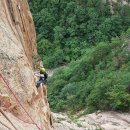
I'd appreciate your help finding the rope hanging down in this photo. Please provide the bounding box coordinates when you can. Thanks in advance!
[0,108,18,130]
[0,73,42,130]
[0,119,11,130]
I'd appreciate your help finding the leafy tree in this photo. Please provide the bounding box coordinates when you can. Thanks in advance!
[29,0,130,68]
[48,31,130,113]
[29,0,130,113]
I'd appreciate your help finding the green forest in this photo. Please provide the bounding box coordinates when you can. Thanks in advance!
[29,0,130,113]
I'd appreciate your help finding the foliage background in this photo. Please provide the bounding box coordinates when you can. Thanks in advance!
[29,0,130,113]
[29,0,130,68]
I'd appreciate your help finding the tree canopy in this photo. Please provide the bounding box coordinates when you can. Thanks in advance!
[29,0,130,68]
[29,0,130,113]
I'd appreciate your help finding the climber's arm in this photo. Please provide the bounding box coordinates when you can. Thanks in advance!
[34,73,45,78]
[34,71,40,77]
[34,73,40,77]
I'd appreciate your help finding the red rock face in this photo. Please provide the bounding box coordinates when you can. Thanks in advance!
[4,0,37,66]
[0,0,53,130]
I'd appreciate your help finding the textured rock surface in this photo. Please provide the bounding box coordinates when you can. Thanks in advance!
[0,0,53,130]
[53,112,130,130]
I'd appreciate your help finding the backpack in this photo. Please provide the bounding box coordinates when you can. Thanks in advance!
[44,72,48,80]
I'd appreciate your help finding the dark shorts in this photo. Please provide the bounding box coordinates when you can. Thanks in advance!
[36,79,44,88]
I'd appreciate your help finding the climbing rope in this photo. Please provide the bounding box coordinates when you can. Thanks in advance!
[1,105,34,125]
[0,73,42,130]
[0,108,17,130]
[0,120,11,130]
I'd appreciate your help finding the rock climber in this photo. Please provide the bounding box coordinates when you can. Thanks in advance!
[27,67,48,105]
[34,67,48,88]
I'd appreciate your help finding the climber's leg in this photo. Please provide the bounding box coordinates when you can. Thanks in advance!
[36,79,43,88]
[28,80,44,105]
[28,79,45,106]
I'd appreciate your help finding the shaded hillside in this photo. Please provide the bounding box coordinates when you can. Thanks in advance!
[29,0,130,114]
[48,30,130,113]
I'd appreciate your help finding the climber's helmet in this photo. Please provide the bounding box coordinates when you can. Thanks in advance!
[40,67,46,74]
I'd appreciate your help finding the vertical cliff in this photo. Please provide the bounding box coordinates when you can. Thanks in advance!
[0,0,53,130]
